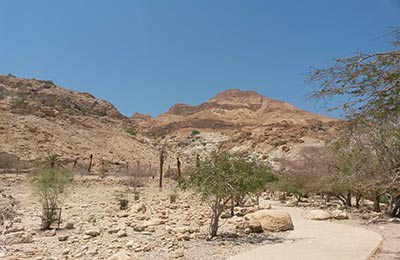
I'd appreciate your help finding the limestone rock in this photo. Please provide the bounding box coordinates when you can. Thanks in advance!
[173,250,184,258]
[331,210,349,220]
[58,235,69,241]
[65,221,74,229]
[117,230,128,238]
[248,222,263,233]
[44,229,56,237]
[307,209,332,220]
[4,231,33,245]
[84,229,101,237]
[244,210,294,232]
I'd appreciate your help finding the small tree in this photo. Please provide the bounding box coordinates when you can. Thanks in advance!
[31,162,72,230]
[182,151,276,237]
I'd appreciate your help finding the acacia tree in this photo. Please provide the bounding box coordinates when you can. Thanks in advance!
[310,30,400,215]
[182,151,276,237]
[348,120,400,215]
[310,30,400,122]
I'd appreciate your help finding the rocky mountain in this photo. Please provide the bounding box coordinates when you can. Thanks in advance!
[0,75,162,172]
[0,75,342,172]
[134,89,342,163]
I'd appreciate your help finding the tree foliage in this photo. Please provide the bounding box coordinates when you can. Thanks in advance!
[310,30,400,121]
[181,151,276,237]
[310,30,400,215]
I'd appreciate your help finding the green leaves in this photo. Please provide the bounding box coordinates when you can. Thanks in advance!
[183,151,276,200]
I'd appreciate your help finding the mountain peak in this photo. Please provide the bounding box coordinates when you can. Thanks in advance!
[210,89,263,101]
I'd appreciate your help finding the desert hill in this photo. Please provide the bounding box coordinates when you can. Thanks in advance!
[0,75,342,172]
[134,89,342,163]
[0,75,163,172]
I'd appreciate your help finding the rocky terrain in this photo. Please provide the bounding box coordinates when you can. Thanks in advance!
[0,176,291,260]
[0,75,169,173]
[0,175,397,260]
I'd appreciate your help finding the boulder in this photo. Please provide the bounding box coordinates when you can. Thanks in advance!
[84,229,101,237]
[331,210,349,220]
[58,235,69,241]
[307,209,332,220]
[4,231,33,245]
[44,229,56,237]
[244,210,294,232]
[64,221,74,229]
[117,230,128,238]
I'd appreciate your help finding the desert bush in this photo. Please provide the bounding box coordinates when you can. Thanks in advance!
[169,192,178,203]
[114,190,129,210]
[31,164,72,230]
[191,129,200,136]
[38,80,55,85]
[125,127,137,136]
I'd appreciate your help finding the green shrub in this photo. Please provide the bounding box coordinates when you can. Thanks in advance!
[39,80,55,85]
[31,166,72,229]
[191,130,200,136]
[115,190,129,210]
[125,127,137,136]
[169,192,178,203]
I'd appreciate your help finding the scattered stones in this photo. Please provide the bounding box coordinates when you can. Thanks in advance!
[106,250,133,260]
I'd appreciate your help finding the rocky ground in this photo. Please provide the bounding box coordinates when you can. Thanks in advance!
[0,175,398,260]
[0,175,290,260]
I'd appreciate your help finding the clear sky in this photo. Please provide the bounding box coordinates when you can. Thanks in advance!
[1,1,399,117]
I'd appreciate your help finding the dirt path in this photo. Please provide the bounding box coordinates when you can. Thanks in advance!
[228,201,383,260]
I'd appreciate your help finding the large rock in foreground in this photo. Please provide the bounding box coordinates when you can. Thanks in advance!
[244,210,294,232]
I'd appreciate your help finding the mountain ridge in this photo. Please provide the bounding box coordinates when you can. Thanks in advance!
[0,75,342,169]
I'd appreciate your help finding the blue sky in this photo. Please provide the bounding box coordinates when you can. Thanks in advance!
[1,1,399,117]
